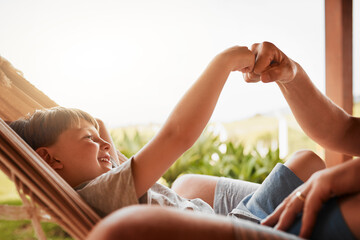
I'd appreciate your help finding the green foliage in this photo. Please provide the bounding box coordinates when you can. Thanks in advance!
[164,133,283,186]
[162,131,223,185]
[113,127,283,186]
[113,130,150,157]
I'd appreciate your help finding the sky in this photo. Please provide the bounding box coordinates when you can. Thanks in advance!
[0,0,359,127]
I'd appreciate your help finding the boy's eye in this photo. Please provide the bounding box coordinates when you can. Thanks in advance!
[85,135,93,140]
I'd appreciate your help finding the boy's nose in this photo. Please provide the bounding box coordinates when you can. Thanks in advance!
[100,139,111,151]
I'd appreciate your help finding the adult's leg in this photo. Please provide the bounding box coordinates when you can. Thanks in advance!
[284,150,325,182]
[87,205,235,240]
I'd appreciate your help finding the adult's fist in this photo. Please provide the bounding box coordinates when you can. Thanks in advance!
[243,42,298,84]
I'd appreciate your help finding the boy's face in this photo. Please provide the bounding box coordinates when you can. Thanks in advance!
[46,119,112,187]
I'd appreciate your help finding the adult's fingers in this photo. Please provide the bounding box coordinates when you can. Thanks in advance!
[252,42,280,76]
[250,42,297,84]
[299,190,324,238]
[261,202,286,227]
[274,194,304,231]
[259,61,295,83]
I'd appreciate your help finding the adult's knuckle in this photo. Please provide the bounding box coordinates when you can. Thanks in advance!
[262,41,275,49]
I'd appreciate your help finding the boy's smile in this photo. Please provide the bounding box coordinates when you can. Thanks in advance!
[40,119,112,187]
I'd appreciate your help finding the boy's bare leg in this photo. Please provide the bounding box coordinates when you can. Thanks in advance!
[87,205,235,240]
[284,150,325,182]
[172,174,219,207]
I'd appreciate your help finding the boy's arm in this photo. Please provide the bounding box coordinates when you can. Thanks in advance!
[133,46,254,198]
[244,42,360,158]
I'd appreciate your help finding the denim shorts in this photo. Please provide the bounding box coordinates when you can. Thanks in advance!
[214,163,356,240]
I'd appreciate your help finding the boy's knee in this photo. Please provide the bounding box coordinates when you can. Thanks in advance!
[172,174,197,192]
[171,174,218,206]
[172,174,207,198]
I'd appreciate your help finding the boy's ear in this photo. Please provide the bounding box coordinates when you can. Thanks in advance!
[35,147,63,170]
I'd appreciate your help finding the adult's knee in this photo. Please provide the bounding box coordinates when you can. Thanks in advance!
[290,150,325,168]
[285,150,325,182]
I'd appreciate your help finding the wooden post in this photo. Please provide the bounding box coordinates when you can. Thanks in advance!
[325,0,353,166]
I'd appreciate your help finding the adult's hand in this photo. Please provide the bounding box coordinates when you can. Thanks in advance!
[261,167,334,238]
[243,42,298,84]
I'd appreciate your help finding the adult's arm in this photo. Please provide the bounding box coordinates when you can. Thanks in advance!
[244,42,360,157]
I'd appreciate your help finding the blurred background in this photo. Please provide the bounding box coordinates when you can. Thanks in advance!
[0,0,359,238]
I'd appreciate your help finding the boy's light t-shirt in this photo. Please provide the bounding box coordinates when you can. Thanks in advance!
[75,157,214,217]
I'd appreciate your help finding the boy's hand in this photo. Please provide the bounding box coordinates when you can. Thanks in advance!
[243,42,298,84]
[218,46,255,73]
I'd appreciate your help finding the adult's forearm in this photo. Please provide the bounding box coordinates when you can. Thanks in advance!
[277,63,354,154]
[329,158,360,195]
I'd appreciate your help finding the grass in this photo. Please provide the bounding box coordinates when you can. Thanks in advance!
[0,219,72,240]
[0,174,72,240]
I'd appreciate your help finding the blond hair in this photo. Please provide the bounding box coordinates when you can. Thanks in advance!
[10,107,98,150]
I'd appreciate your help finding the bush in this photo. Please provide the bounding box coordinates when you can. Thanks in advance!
[113,130,150,157]
[112,127,283,186]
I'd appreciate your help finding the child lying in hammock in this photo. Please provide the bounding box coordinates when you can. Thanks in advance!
[9,46,256,216]
[9,45,352,239]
